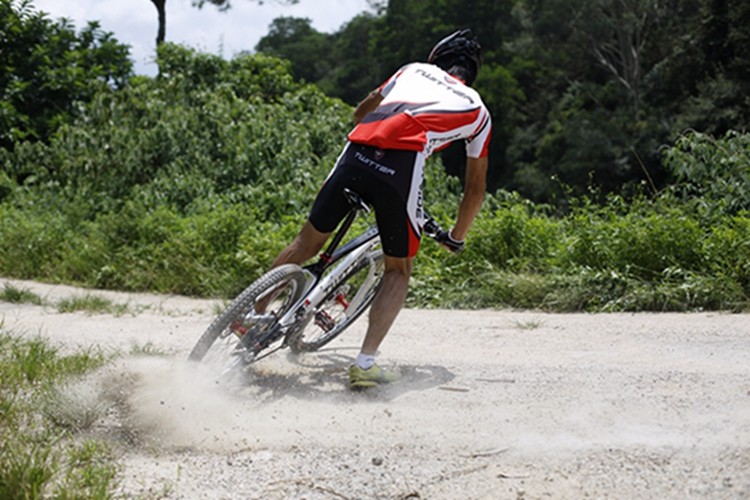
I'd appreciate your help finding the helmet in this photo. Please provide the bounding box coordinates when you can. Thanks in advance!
[427,29,483,85]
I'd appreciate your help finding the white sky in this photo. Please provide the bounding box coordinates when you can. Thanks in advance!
[31,0,373,76]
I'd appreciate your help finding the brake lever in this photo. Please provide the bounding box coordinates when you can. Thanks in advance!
[423,216,442,239]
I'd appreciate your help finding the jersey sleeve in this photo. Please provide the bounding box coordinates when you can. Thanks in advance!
[465,107,492,158]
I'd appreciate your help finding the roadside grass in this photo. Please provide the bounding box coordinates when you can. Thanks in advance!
[0,283,140,317]
[56,294,132,316]
[0,282,45,306]
[0,331,118,499]
[0,188,748,313]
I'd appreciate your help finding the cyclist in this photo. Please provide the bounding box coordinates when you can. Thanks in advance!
[269,29,492,389]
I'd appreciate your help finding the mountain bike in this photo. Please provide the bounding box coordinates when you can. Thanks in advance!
[188,188,447,377]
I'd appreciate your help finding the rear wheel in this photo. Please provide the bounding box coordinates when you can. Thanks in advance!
[290,249,384,353]
[188,264,307,366]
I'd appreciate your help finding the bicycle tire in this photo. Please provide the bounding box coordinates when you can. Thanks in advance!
[289,249,384,353]
[188,264,307,364]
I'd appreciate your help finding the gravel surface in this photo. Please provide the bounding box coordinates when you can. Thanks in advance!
[2,278,749,499]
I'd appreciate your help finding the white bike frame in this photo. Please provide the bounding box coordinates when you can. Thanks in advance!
[276,236,381,331]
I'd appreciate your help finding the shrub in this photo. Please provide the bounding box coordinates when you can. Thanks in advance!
[663,130,750,216]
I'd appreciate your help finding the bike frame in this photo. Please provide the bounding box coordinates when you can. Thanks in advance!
[242,189,380,356]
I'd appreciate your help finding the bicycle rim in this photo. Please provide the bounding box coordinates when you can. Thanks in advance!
[188,264,307,370]
[290,249,384,353]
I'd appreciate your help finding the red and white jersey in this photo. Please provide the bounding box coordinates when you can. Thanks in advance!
[348,62,492,158]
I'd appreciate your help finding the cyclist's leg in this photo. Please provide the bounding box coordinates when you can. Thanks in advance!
[255,222,329,314]
[360,255,412,355]
[349,146,424,374]
[269,221,330,268]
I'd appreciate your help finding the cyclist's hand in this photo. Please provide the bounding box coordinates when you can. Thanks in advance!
[436,229,465,254]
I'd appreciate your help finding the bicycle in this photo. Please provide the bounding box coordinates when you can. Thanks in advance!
[187,188,448,377]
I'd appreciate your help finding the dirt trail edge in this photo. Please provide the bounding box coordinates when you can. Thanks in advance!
[2,278,749,499]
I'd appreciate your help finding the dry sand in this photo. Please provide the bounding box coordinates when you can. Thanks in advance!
[2,278,749,499]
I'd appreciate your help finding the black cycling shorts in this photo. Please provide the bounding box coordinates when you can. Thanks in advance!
[308,142,426,258]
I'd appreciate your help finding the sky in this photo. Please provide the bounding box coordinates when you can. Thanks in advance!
[31,0,373,76]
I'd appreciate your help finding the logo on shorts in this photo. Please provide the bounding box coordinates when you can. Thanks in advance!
[354,151,396,176]
[374,148,385,160]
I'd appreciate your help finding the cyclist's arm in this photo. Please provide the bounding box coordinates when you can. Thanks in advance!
[451,155,487,241]
[353,90,384,123]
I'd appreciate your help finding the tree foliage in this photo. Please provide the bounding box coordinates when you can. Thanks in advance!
[192,0,298,9]
[5,42,351,216]
[0,42,352,294]
[255,17,332,84]
[0,0,132,149]
[255,0,750,203]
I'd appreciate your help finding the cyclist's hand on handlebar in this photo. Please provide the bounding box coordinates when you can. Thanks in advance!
[436,229,465,254]
[423,217,465,254]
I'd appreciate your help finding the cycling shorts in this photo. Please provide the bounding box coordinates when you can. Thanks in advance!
[308,142,426,258]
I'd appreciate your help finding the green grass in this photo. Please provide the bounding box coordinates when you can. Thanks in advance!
[56,294,131,316]
[0,283,45,306]
[0,284,137,316]
[0,331,118,499]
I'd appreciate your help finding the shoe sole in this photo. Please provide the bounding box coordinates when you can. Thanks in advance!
[349,378,400,390]
[349,382,378,391]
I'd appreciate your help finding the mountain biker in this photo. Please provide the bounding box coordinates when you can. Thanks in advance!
[268,29,492,389]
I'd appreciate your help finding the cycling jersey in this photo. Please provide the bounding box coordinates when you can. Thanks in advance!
[348,62,492,159]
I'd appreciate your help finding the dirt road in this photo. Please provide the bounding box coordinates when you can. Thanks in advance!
[2,278,749,499]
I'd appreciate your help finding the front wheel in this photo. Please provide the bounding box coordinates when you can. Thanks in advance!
[290,249,384,353]
[188,264,307,366]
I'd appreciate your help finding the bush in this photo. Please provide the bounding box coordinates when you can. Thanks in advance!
[408,191,749,311]
[0,38,747,311]
[663,130,750,216]
[562,199,705,279]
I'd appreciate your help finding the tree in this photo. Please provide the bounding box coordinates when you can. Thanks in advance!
[245,0,750,203]
[255,17,332,84]
[673,0,750,136]
[0,0,132,149]
[320,13,382,104]
[150,0,166,45]
[573,0,659,116]
[148,0,299,48]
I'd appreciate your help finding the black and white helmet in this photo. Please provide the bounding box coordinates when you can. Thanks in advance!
[427,29,483,86]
